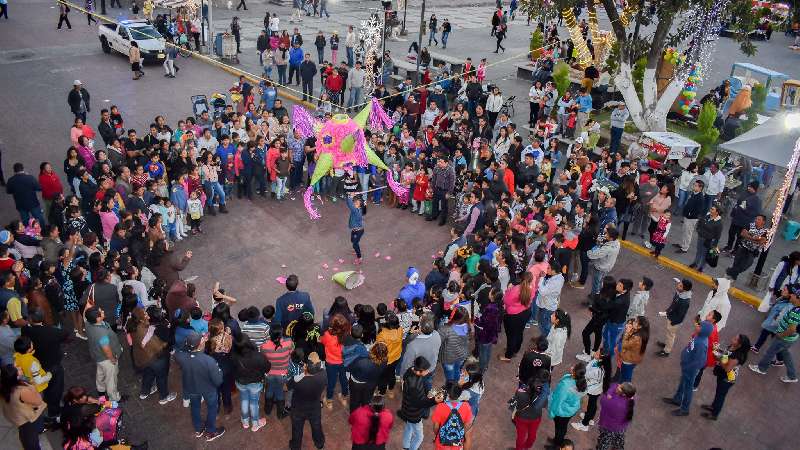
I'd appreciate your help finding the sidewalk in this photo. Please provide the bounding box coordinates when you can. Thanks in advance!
[0,414,54,450]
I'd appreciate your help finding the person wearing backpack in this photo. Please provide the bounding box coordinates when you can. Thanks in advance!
[511,372,550,450]
[431,383,473,450]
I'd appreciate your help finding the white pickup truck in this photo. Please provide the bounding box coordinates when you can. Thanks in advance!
[99,20,166,62]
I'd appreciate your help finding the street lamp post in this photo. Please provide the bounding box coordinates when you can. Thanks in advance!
[414,0,425,83]
[401,0,408,36]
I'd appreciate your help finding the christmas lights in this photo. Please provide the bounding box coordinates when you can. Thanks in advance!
[562,7,592,68]
[765,137,800,248]
[358,12,384,101]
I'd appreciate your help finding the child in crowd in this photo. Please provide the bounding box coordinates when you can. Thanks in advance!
[399,163,415,209]
[411,167,429,215]
[649,211,671,257]
[189,306,209,335]
[627,277,653,320]
[187,190,203,234]
[546,309,571,368]
[13,335,52,393]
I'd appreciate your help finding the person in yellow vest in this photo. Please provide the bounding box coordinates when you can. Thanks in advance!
[12,336,51,393]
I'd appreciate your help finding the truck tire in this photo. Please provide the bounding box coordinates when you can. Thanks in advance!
[100,37,111,54]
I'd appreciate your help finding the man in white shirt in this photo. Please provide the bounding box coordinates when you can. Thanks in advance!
[421,101,440,128]
[345,25,356,67]
[703,163,726,211]
[609,103,629,154]
[528,83,543,125]
[197,129,219,153]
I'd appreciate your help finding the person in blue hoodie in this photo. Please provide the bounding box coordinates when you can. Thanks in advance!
[346,194,364,265]
[288,43,304,86]
[662,319,713,416]
[398,267,426,309]
[174,332,225,441]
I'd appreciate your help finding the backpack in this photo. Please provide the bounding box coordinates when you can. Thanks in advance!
[437,402,466,446]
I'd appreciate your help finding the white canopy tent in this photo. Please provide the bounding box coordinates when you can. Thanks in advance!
[719,112,800,168]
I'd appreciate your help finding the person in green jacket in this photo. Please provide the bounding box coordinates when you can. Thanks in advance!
[547,362,587,449]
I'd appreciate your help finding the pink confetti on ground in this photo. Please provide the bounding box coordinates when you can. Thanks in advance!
[338,258,345,263]
[281,264,287,268]
[317,275,324,280]
[333,267,339,271]
[374,252,381,258]
[322,263,329,269]
[384,256,392,260]
[275,276,287,284]
[431,255,437,259]
[437,250,444,255]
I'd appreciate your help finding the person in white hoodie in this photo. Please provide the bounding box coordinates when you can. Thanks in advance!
[572,349,611,432]
[698,278,732,330]
[545,308,571,367]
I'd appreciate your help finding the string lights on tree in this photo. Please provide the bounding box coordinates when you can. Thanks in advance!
[562,7,592,68]
[358,12,384,101]
[765,128,800,248]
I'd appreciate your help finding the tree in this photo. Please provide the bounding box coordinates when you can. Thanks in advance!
[590,0,757,132]
[530,29,544,59]
[695,101,720,162]
[553,61,571,97]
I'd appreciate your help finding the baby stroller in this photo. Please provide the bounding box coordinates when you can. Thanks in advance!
[191,95,210,119]
[209,92,228,120]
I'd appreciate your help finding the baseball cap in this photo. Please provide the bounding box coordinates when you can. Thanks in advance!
[0,230,12,245]
[184,331,202,350]
[74,80,82,86]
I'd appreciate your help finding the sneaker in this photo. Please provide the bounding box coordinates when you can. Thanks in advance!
[324,398,333,410]
[692,387,699,392]
[205,427,226,442]
[750,346,760,354]
[771,360,785,367]
[748,364,767,375]
[159,392,178,405]
[251,418,266,432]
[576,352,592,362]
[194,429,205,439]
[569,281,585,289]
[780,376,798,383]
[571,422,589,432]
[242,421,250,430]
[525,323,532,329]
[140,386,158,400]
[183,399,190,408]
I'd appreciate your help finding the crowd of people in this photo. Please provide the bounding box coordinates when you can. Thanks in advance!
[3,3,800,450]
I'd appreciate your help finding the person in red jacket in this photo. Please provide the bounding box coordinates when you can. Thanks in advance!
[38,162,63,223]
[325,69,344,105]
[349,394,394,450]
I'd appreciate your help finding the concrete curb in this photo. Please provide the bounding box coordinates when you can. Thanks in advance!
[620,240,762,307]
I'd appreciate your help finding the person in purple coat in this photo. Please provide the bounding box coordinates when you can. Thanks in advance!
[596,382,636,450]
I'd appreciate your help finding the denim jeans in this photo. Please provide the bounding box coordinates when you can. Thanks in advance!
[672,368,700,413]
[18,208,45,227]
[442,359,465,383]
[264,65,273,79]
[478,342,493,373]
[290,160,304,189]
[609,126,623,154]
[402,420,424,450]
[527,293,539,325]
[141,355,170,399]
[276,176,288,199]
[265,374,286,401]
[441,31,450,47]
[676,189,689,211]
[350,228,364,259]
[347,87,363,107]
[346,46,354,66]
[602,322,624,358]
[590,267,607,295]
[277,65,287,85]
[235,381,263,425]
[358,172,370,193]
[757,338,797,379]
[189,391,219,433]
[325,363,349,399]
[428,30,437,45]
[692,239,711,269]
[537,307,553,337]
[619,362,636,382]
[317,48,324,64]
[203,181,226,205]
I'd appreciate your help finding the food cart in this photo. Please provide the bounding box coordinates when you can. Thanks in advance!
[637,132,700,169]
[727,63,789,112]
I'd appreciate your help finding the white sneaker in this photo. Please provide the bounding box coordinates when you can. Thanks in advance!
[576,352,592,362]
[159,392,178,405]
[140,385,158,400]
[780,376,799,383]
[748,364,767,375]
[577,413,594,425]
[643,241,653,249]
[183,399,190,408]
[571,422,590,432]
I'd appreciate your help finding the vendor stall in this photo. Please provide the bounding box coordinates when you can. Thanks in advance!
[638,132,701,169]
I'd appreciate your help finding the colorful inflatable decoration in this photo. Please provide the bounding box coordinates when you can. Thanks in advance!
[676,64,701,115]
[663,47,686,67]
[292,98,409,219]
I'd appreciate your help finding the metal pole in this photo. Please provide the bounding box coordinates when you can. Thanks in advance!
[415,0,425,84]
[402,0,408,35]
[382,9,387,78]
[208,0,214,55]
[200,0,206,48]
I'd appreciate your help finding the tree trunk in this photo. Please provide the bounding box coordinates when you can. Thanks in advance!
[614,62,686,132]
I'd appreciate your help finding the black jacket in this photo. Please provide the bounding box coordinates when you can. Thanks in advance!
[666,291,692,326]
[6,172,41,210]
[607,291,631,324]
[696,214,723,245]
[314,35,326,49]
[67,88,90,114]
[22,324,69,370]
[682,191,706,219]
[98,120,116,147]
[287,370,326,413]
[300,61,318,81]
[397,368,438,423]
[730,191,761,227]
[231,349,270,385]
[465,82,483,101]
[257,35,269,52]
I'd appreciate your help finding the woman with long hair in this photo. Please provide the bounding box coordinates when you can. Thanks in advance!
[0,363,46,449]
[57,247,85,340]
[261,327,294,419]
[348,394,394,450]
[613,177,638,240]
[320,313,351,409]
[348,342,388,413]
[702,333,750,420]
[596,382,637,450]
[617,316,649,382]
[376,313,403,398]
[205,318,234,415]
[231,335,269,431]
[578,275,615,362]
[572,349,612,432]
[501,271,535,361]
[356,305,378,345]
[474,286,503,372]
[548,362,587,448]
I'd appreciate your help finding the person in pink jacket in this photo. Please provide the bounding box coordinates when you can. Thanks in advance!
[501,271,536,361]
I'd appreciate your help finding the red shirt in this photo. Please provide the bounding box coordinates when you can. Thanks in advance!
[38,172,64,200]
[706,324,719,368]
[432,401,473,450]
[348,405,394,445]
[319,331,343,365]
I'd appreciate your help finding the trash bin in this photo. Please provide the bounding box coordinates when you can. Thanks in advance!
[214,33,224,57]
